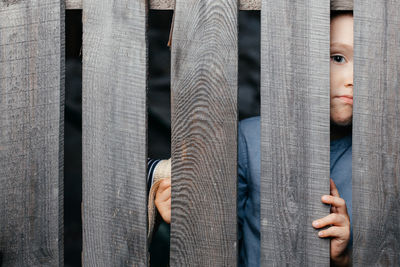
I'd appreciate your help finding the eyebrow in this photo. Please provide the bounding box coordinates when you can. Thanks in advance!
[330,42,353,51]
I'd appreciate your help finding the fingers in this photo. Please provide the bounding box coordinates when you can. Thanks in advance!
[321,195,347,214]
[317,226,349,240]
[158,178,171,193]
[157,197,171,224]
[155,180,172,224]
[330,179,340,197]
[312,213,347,229]
[156,184,171,202]
[321,195,345,207]
[330,205,337,214]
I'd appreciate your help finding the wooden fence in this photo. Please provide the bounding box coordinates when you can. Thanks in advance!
[0,0,399,266]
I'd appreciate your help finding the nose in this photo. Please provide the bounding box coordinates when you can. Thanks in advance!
[344,62,353,88]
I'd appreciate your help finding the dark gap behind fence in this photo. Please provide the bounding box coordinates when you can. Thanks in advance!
[65,10,82,267]
[147,10,173,267]
[63,9,260,267]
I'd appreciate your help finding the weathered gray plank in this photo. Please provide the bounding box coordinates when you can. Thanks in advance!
[65,0,260,10]
[66,0,351,10]
[331,0,353,11]
[0,0,64,265]
[151,0,259,10]
[170,0,238,265]
[66,0,82,9]
[82,0,148,266]
[149,0,346,10]
[260,0,331,265]
[353,0,400,265]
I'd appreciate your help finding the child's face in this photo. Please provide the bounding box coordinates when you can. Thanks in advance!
[330,14,353,126]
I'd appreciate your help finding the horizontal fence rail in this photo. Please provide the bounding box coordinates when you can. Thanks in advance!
[66,0,261,10]
[65,0,353,10]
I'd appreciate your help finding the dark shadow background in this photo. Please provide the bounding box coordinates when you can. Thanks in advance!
[65,10,260,267]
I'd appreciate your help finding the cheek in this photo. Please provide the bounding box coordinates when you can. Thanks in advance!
[330,65,340,94]
[330,100,353,124]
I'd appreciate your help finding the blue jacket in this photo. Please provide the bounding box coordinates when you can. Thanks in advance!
[238,116,352,266]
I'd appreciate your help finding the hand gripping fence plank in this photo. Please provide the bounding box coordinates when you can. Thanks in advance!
[0,0,64,265]
[82,0,148,266]
[170,0,238,265]
[260,0,331,265]
[353,0,400,265]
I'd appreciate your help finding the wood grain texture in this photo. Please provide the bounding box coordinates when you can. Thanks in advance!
[66,0,260,10]
[170,0,238,265]
[0,0,64,265]
[260,0,331,265]
[152,0,260,10]
[330,0,353,11]
[353,0,400,265]
[66,0,349,10]
[82,0,148,266]
[150,0,174,10]
[66,0,82,9]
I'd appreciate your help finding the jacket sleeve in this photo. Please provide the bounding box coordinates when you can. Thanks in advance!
[237,123,249,247]
[147,159,161,193]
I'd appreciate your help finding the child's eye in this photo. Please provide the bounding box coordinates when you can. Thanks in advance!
[331,55,346,64]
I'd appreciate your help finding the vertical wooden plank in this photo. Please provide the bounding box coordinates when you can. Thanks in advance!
[260,0,330,265]
[0,0,64,265]
[170,0,238,265]
[82,0,148,266]
[353,0,400,265]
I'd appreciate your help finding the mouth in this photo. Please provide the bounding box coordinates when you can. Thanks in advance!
[335,95,353,105]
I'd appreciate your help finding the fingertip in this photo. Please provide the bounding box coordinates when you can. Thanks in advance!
[160,179,171,188]
[321,195,330,202]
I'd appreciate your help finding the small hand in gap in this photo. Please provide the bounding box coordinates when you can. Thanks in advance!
[312,179,351,266]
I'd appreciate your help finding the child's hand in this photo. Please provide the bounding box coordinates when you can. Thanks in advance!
[155,178,171,224]
[312,179,351,266]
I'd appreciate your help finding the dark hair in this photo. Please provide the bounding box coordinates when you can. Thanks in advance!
[331,10,353,20]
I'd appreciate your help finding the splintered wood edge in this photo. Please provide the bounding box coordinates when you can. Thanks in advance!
[66,0,352,11]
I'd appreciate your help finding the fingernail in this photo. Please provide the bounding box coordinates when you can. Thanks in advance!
[318,231,324,237]
[312,221,319,227]
[322,195,329,201]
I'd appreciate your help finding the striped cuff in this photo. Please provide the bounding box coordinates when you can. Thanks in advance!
[147,158,161,192]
